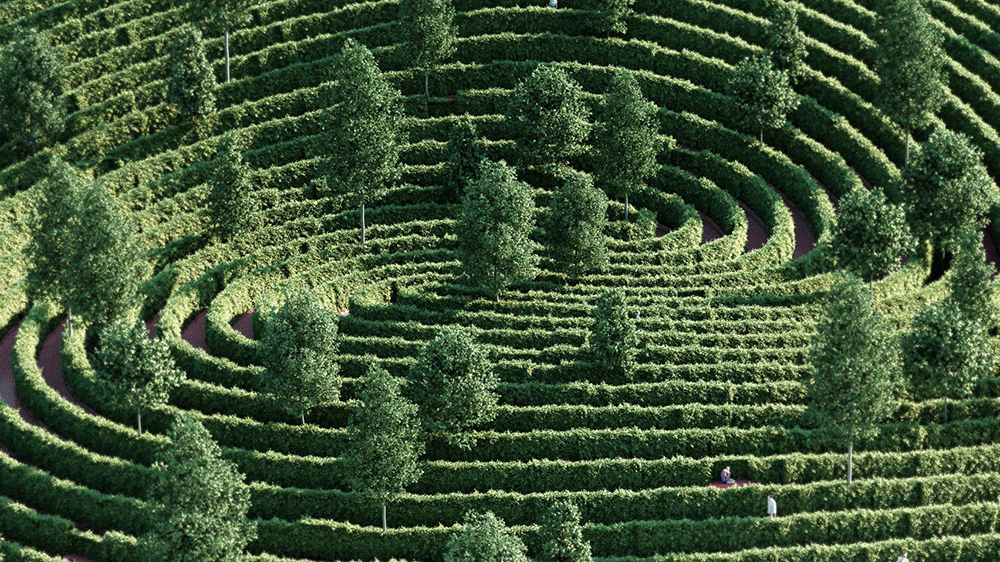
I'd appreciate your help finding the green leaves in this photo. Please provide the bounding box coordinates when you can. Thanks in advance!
[539,500,592,562]
[190,0,254,33]
[445,511,528,562]
[505,64,591,172]
[407,327,499,449]
[831,185,914,284]
[208,132,258,242]
[545,171,610,275]
[726,54,799,141]
[765,0,807,83]
[93,319,184,417]
[443,117,488,200]
[399,0,457,71]
[456,159,539,299]
[25,157,85,305]
[167,25,216,121]
[259,288,340,423]
[0,28,65,155]
[140,413,256,562]
[588,288,638,380]
[947,229,998,329]
[593,0,635,36]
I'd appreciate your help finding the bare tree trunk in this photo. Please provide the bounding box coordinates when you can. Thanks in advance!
[301,412,306,425]
[67,308,73,337]
[624,193,629,223]
[760,128,763,145]
[225,28,231,83]
[493,268,499,302]
[943,397,948,424]
[905,129,910,167]
[382,503,387,533]
[424,72,429,98]
[847,440,853,485]
[360,200,366,244]
[137,408,143,436]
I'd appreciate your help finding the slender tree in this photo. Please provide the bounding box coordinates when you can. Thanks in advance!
[167,25,216,121]
[259,288,340,425]
[807,273,899,485]
[24,158,85,333]
[399,0,457,97]
[505,64,591,172]
[322,39,404,244]
[901,130,996,257]
[343,359,424,532]
[190,0,255,83]
[765,0,808,83]
[873,0,947,165]
[456,159,538,300]
[538,500,592,562]
[727,54,799,144]
[948,229,998,330]
[445,511,529,562]
[902,299,994,423]
[443,117,488,200]
[593,0,635,36]
[592,70,664,222]
[93,320,185,435]
[0,28,66,155]
[64,181,147,334]
[407,327,499,449]
[831,185,914,290]
[139,413,256,562]
[588,288,638,380]
[208,132,257,241]
[545,171,609,275]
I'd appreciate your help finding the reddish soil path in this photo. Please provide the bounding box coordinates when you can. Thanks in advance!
[0,323,43,427]
[655,223,671,238]
[231,310,254,339]
[37,321,96,416]
[182,312,209,351]
[773,189,817,260]
[738,202,768,252]
[708,479,755,489]
[700,212,726,243]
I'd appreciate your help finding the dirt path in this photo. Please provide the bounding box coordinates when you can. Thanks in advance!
[737,202,768,252]
[182,312,209,351]
[699,213,726,243]
[37,321,96,416]
[231,310,254,339]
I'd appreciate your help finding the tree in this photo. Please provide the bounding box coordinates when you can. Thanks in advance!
[505,64,591,172]
[93,320,185,435]
[167,25,216,121]
[538,500,592,562]
[139,413,256,562]
[807,273,899,485]
[901,130,996,256]
[0,28,66,155]
[208,132,257,241]
[443,117,488,200]
[948,229,998,329]
[259,288,340,425]
[407,327,499,449]
[593,0,635,36]
[321,39,404,244]
[726,54,799,144]
[399,0,456,97]
[343,359,424,532]
[831,185,914,289]
[765,0,808,83]
[873,0,947,165]
[25,158,85,332]
[592,70,664,222]
[190,0,255,83]
[64,181,147,334]
[456,159,538,300]
[545,171,609,275]
[587,288,638,380]
[444,511,529,562]
[902,299,994,423]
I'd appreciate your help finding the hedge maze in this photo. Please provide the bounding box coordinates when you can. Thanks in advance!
[1,0,1000,560]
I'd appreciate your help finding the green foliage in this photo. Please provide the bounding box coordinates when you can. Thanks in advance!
[726,54,799,141]
[0,28,65,155]
[505,64,591,172]
[443,117,487,200]
[399,0,457,73]
[259,288,340,423]
[538,500,592,562]
[901,130,996,253]
[765,0,807,83]
[444,511,528,562]
[587,288,638,380]
[947,229,998,329]
[902,299,994,409]
[167,25,216,121]
[406,327,499,449]
[456,159,538,299]
[190,0,254,32]
[25,158,85,305]
[807,273,899,444]
[343,359,424,507]
[545,171,609,275]
[64,181,147,331]
[593,0,636,36]
[831,185,913,284]
[139,413,256,562]
[873,0,947,145]
[208,132,257,241]
[93,319,184,426]
[592,70,664,217]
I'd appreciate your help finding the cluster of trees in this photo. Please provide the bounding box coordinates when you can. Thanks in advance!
[445,500,592,562]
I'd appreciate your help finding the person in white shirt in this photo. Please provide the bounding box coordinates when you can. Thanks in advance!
[720,466,735,484]
[896,555,909,562]
[766,495,777,518]
[548,0,557,7]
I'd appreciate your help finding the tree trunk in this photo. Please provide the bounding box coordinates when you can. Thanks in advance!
[301,412,306,425]
[360,200,366,244]
[943,397,948,424]
[67,308,73,337]
[225,28,231,83]
[137,408,143,436]
[760,128,763,145]
[624,193,629,223]
[904,128,911,168]
[382,503,387,533]
[847,440,853,485]
[493,268,499,302]
[424,72,430,98]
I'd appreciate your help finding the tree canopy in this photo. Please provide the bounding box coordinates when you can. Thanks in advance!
[443,117,488,200]
[0,28,66,155]
[588,288,638,380]
[545,171,609,275]
[25,158,85,306]
[399,0,456,96]
[208,132,257,241]
[456,159,538,299]
[948,229,998,329]
[444,511,529,562]
[727,54,799,143]
[538,500,593,562]
[593,0,636,36]
[831,185,914,286]
[188,0,255,82]
[167,25,216,121]
[765,0,807,83]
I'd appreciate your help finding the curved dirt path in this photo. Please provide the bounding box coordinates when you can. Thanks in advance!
[700,212,726,243]
[737,202,768,252]
[37,321,96,415]
[182,312,209,351]
[231,310,254,339]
